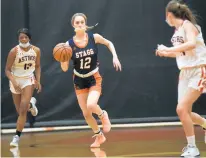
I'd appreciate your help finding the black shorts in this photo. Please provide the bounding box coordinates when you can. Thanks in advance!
[73,72,102,95]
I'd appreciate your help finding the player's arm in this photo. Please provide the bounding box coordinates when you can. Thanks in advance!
[5,48,17,84]
[34,47,41,84]
[94,33,122,71]
[94,33,118,58]
[60,61,69,72]
[60,41,70,72]
[164,52,177,58]
[34,46,42,93]
[167,22,198,53]
[156,50,177,58]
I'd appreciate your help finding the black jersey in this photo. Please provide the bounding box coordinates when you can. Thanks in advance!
[68,32,99,74]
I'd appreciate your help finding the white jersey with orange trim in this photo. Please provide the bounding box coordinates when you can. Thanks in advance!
[171,20,206,69]
[11,45,36,77]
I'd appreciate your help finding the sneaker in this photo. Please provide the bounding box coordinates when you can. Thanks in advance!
[10,135,20,147]
[90,148,107,158]
[10,146,20,158]
[99,110,111,133]
[90,132,106,148]
[29,97,38,116]
[181,144,200,157]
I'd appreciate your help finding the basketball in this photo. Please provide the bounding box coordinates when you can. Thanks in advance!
[53,43,72,62]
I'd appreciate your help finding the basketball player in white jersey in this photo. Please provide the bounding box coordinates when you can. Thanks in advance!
[156,0,206,157]
[5,28,42,147]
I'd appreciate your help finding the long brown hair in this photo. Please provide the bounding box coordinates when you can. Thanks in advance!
[71,13,98,31]
[166,0,197,24]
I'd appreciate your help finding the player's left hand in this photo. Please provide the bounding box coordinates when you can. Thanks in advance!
[156,50,169,57]
[155,44,170,57]
[202,78,206,88]
[199,78,206,90]
[34,81,42,93]
[113,57,122,71]
[203,79,206,88]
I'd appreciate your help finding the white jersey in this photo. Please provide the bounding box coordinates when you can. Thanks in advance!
[171,20,206,69]
[11,45,37,77]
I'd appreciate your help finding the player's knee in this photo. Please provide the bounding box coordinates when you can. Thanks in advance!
[82,110,92,118]
[16,107,20,114]
[19,109,27,116]
[19,102,29,116]
[87,103,96,111]
[176,104,187,118]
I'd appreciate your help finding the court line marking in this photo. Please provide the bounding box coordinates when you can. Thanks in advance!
[1,122,182,134]
[119,151,206,157]
[120,152,181,156]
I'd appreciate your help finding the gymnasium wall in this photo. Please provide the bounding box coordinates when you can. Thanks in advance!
[1,0,206,127]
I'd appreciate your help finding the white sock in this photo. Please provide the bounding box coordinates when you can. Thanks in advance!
[187,135,196,146]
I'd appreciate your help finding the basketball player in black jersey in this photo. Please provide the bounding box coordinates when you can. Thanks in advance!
[60,13,121,147]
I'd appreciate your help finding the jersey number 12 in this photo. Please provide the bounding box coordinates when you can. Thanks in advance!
[80,57,91,69]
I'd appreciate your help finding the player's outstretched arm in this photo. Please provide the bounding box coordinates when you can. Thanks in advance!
[94,34,122,71]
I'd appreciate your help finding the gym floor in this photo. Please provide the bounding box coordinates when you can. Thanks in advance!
[1,126,206,157]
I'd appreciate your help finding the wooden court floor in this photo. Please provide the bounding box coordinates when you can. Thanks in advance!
[1,126,206,157]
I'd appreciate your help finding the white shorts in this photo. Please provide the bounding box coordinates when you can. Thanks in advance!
[178,66,206,102]
[10,74,35,94]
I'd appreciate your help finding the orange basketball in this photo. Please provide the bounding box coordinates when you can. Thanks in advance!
[53,43,72,62]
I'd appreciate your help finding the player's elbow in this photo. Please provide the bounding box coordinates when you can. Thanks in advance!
[106,40,112,48]
[5,66,9,73]
[35,64,40,69]
[5,68,8,76]
[5,67,11,77]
